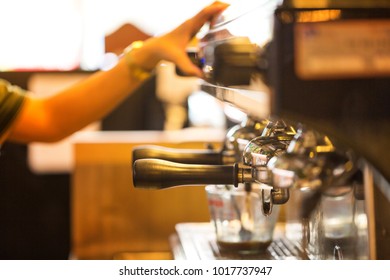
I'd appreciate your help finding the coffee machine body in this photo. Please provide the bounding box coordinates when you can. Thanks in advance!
[132,0,390,260]
[269,1,390,259]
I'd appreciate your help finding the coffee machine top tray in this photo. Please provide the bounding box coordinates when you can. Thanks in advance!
[200,81,271,121]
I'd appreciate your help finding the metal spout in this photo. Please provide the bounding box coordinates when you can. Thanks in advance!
[272,187,290,204]
[239,119,296,215]
[261,188,273,216]
[267,125,358,219]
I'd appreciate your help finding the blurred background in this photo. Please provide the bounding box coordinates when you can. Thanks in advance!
[0,0,218,71]
[0,0,238,259]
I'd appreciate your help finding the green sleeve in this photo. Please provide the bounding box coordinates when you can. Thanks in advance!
[0,79,26,137]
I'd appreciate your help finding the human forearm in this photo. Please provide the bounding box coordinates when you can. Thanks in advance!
[9,58,141,142]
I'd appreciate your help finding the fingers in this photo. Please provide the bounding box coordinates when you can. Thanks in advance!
[189,1,230,36]
[147,2,229,77]
[175,54,203,78]
[197,1,230,22]
[176,1,229,76]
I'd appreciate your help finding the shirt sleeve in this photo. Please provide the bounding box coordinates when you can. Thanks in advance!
[0,79,26,137]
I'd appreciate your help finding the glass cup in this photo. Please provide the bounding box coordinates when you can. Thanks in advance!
[205,184,280,254]
[318,186,358,259]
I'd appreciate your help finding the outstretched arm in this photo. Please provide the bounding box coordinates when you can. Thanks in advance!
[6,1,228,143]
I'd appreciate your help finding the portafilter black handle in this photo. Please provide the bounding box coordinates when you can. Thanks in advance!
[132,159,243,189]
[132,145,223,165]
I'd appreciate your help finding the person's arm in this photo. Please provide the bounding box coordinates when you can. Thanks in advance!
[6,1,229,143]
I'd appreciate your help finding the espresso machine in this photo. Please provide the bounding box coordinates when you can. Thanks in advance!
[132,0,390,260]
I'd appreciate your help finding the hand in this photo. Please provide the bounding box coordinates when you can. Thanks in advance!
[130,1,229,77]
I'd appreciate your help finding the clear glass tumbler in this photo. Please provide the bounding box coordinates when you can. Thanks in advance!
[205,184,280,254]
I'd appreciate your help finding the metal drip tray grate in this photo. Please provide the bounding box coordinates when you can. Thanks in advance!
[268,239,310,260]
[171,223,309,260]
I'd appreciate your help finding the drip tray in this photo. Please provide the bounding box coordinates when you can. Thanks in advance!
[170,223,310,260]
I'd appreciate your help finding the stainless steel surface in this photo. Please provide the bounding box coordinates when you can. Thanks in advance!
[200,81,270,120]
[171,223,308,260]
